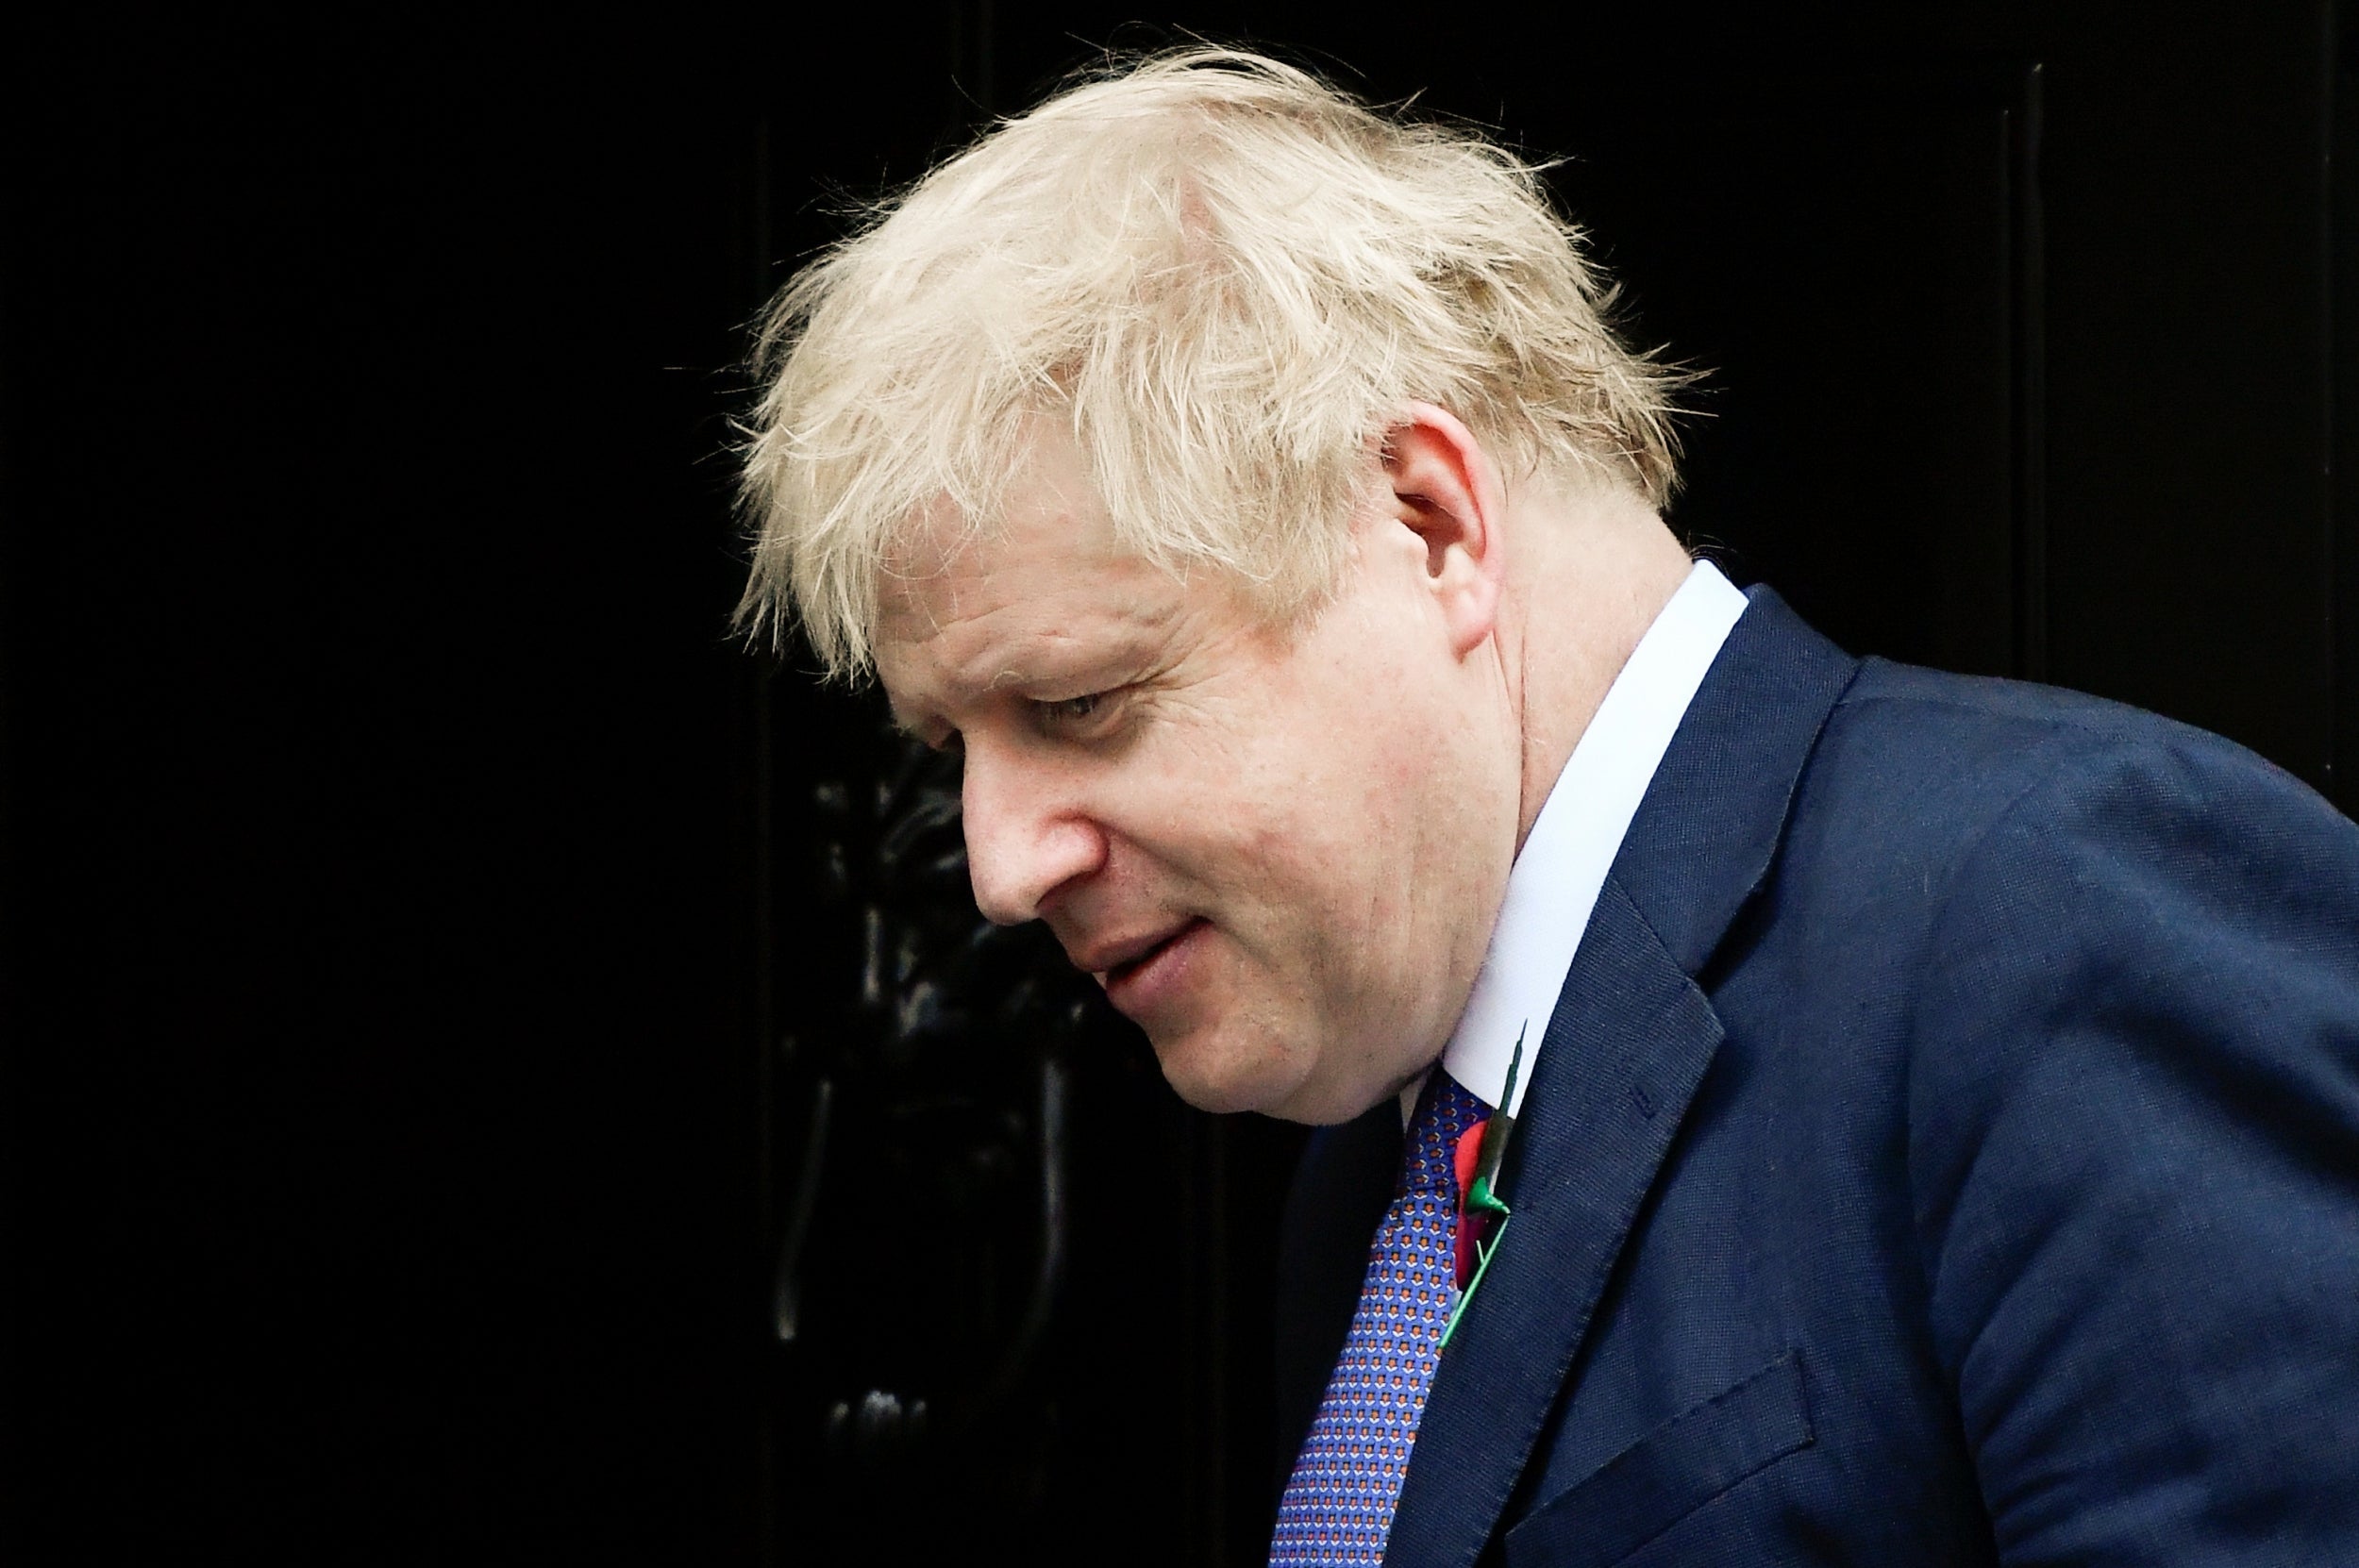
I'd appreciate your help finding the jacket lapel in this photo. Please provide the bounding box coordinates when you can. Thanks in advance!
[1384,589,1860,1568]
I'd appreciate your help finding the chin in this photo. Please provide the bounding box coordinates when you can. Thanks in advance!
[1151,1026,1380,1126]
[1151,1025,1315,1118]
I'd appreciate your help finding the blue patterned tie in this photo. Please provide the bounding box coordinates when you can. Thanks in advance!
[1270,1072,1489,1565]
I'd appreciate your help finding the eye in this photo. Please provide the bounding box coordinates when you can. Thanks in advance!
[1031,689,1119,734]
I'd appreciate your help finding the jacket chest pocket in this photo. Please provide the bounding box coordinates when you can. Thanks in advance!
[1503,1351,1815,1568]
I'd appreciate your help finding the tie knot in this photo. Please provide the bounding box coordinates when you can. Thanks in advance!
[1402,1072,1488,1196]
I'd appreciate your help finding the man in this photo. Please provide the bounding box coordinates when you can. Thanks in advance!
[739,49,2359,1566]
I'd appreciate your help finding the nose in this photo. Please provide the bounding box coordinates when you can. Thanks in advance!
[959,738,1107,926]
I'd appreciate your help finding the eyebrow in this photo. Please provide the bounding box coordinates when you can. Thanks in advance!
[878,595,1173,742]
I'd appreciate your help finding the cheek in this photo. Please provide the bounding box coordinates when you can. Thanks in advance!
[1237,738,1402,897]
[1259,751,1432,976]
[1146,625,1464,941]
[1313,692,1501,992]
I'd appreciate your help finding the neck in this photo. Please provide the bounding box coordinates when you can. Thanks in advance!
[1497,479,1695,852]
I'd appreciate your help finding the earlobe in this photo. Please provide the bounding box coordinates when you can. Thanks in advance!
[1381,403,1507,658]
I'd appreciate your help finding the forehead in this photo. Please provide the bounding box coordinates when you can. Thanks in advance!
[873,430,1239,711]
[880,427,1122,619]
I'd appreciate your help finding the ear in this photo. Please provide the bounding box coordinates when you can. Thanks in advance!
[1380,401,1508,659]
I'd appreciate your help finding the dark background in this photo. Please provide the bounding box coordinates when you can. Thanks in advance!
[5,3,2352,1562]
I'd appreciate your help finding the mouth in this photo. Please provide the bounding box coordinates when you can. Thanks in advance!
[1076,918,1209,1011]
[1078,920,1195,983]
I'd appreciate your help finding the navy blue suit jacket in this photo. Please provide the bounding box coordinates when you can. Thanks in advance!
[1275,590,2359,1565]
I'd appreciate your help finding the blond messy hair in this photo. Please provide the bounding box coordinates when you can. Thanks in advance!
[739,48,1690,676]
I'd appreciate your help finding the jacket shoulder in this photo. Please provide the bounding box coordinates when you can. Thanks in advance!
[1792,658,2344,873]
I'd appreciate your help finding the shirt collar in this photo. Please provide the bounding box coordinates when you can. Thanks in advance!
[1431,559,1749,1118]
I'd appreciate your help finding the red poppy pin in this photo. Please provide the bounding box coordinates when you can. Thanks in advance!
[1441,1025,1524,1347]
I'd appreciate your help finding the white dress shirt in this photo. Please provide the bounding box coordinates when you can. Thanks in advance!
[1402,560,1750,1126]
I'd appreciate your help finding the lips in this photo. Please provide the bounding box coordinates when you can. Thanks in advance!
[1058,917,1211,1026]
[1073,921,1195,984]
